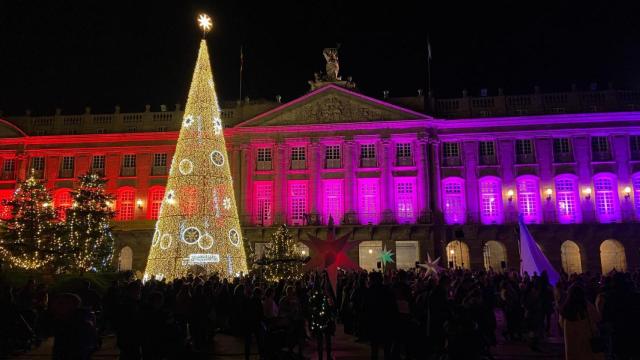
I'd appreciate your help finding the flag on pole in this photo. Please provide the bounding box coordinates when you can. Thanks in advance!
[427,39,432,60]
[518,214,560,285]
[240,45,244,72]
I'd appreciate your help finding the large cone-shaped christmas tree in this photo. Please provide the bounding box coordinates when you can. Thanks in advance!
[145,36,248,281]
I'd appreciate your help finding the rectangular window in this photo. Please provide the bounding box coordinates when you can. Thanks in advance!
[556,178,578,223]
[553,138,572,162]
[633,177,640,218]
[2,159,15,180]
[288,182,308,225]
[149,188,165,220]
[92,155,105,170]
[358,179,380,224]
[360,144,377,167]
[31,157,45,171]
[121,155,136,177]
[117,190,135,221]
[255,182,273,226]
[153,153,167,167]
[594,177,618,222]
[631,136,640,160]
[442,142,461,166]
[591,136,610,161]
[517,178,540,224]
[323,180,343,225]
[325,145,341,169]
[395,179,416,223]
[479,141,497,165]
[60,156,74,178]
[256,148,272,171]
[516,139,535,164]
[479,179,501,224]
[443,180,465,224]
[396,143,413,166]
[291,147,306,161]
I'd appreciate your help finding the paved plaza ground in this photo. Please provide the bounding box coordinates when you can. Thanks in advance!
[14,311,563,359]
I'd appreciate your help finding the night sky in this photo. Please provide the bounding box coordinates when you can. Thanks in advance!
[1,1,640,115]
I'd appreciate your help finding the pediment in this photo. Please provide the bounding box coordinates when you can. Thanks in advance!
[235,84,428,127]
[0,119,27,138]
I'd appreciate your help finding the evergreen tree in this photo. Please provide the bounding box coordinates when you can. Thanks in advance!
[0,175,57,270]
[263,225,304,282]
[61,172,115,272]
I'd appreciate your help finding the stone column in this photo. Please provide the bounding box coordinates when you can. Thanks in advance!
[274,142,287,224]
[15,153,28,181]
[344,140,356,214]
[239,144,251,224]
[415,137,430,219]
[463,141,479,223]
[612,135,632,220]
[308,140,320,217]
[105,153,121,193]
[380,137,393,217]
[535,137,554,222]
[430,139,442,214]
[498,139,516,222]
[572,136,594,222]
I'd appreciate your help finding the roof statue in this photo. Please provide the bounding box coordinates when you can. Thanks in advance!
[308,47,357,91]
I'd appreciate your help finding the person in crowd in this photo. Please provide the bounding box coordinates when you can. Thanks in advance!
[363,271,397,360]
[559,284,604,360]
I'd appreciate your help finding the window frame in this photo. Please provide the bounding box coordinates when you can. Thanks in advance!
[442,177,466,225]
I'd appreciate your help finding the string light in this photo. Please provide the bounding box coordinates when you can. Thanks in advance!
[262,225,304,282]
[144,31,248,281]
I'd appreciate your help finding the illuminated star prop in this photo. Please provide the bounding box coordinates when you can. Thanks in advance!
[197,14,213,34]
[418,253,443,275]
[301,230,361,293]
[378,246,395,267]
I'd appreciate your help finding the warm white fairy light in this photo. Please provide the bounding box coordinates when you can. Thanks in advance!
[197,14,212,33]
[144,36,248,280]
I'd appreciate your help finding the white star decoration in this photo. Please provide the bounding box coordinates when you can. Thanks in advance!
[418,253,443,275]
[223,197,231,210]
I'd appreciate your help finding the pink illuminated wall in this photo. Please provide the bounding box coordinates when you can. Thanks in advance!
[288,180,308,225]
[254,181,273,226]
[442,177,466,224]
[394,177,417,223]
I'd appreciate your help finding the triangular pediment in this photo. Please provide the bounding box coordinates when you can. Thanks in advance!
[235,84,428,127]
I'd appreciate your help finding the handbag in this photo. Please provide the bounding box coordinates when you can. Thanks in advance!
[586,307,605,353]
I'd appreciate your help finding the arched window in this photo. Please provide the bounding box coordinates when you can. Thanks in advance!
[478,177,503,224]
[148,186,165,220]
[555,175,581,224]
[600,239,627,273]
[54,188,73,221]
[593,173,620,223]
[632,173,640,218]
[516,176,541,224]
[446,240,470,269]
[442,177,466,224]
[118,246,133,271]
[116,188,135,221]
[483,240,507,272]
[561,240,582,274]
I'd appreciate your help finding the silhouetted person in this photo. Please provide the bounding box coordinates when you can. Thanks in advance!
[363,271,397,360]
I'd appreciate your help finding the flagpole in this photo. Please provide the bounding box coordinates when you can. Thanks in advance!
[239,45,244,102]
[427,35,432,97]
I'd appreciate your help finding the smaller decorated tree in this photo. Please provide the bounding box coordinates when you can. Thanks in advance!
[263,224,305,282]
[0,175,58,270]
[60,173,115,273]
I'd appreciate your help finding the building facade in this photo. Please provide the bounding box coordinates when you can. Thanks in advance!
[2,83,640,275]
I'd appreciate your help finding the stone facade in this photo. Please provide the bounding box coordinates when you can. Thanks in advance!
[2,83,640,275]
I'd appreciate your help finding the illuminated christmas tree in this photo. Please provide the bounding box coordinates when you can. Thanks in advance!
[144,14,248,280]
[0,175,57,270]
[60,173,115,273]
[262,225,305,282]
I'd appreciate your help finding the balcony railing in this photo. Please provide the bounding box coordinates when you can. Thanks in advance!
[360,158,377,168]
[479,154,497,165]
[59,169,74,179]
[395,156,414,167]
[290,160,307,170]
[0,171,15,180]
[516,153,536,164]
[325,158,341,169]
[442,156,461,167]
[553,152,574,163]
[592,151,612,162]
[241,211,433,227]
[91,168,105,176]
[120,167,136,177]
[151,166,166,176]
[32,169,45,179]
[256,161,272,171]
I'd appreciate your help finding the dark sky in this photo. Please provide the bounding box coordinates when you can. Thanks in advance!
[1,1,639,115]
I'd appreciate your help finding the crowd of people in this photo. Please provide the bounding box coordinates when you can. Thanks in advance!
[2,266,640,360]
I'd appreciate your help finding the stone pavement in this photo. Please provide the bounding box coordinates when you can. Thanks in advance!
[14,310,564,359]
